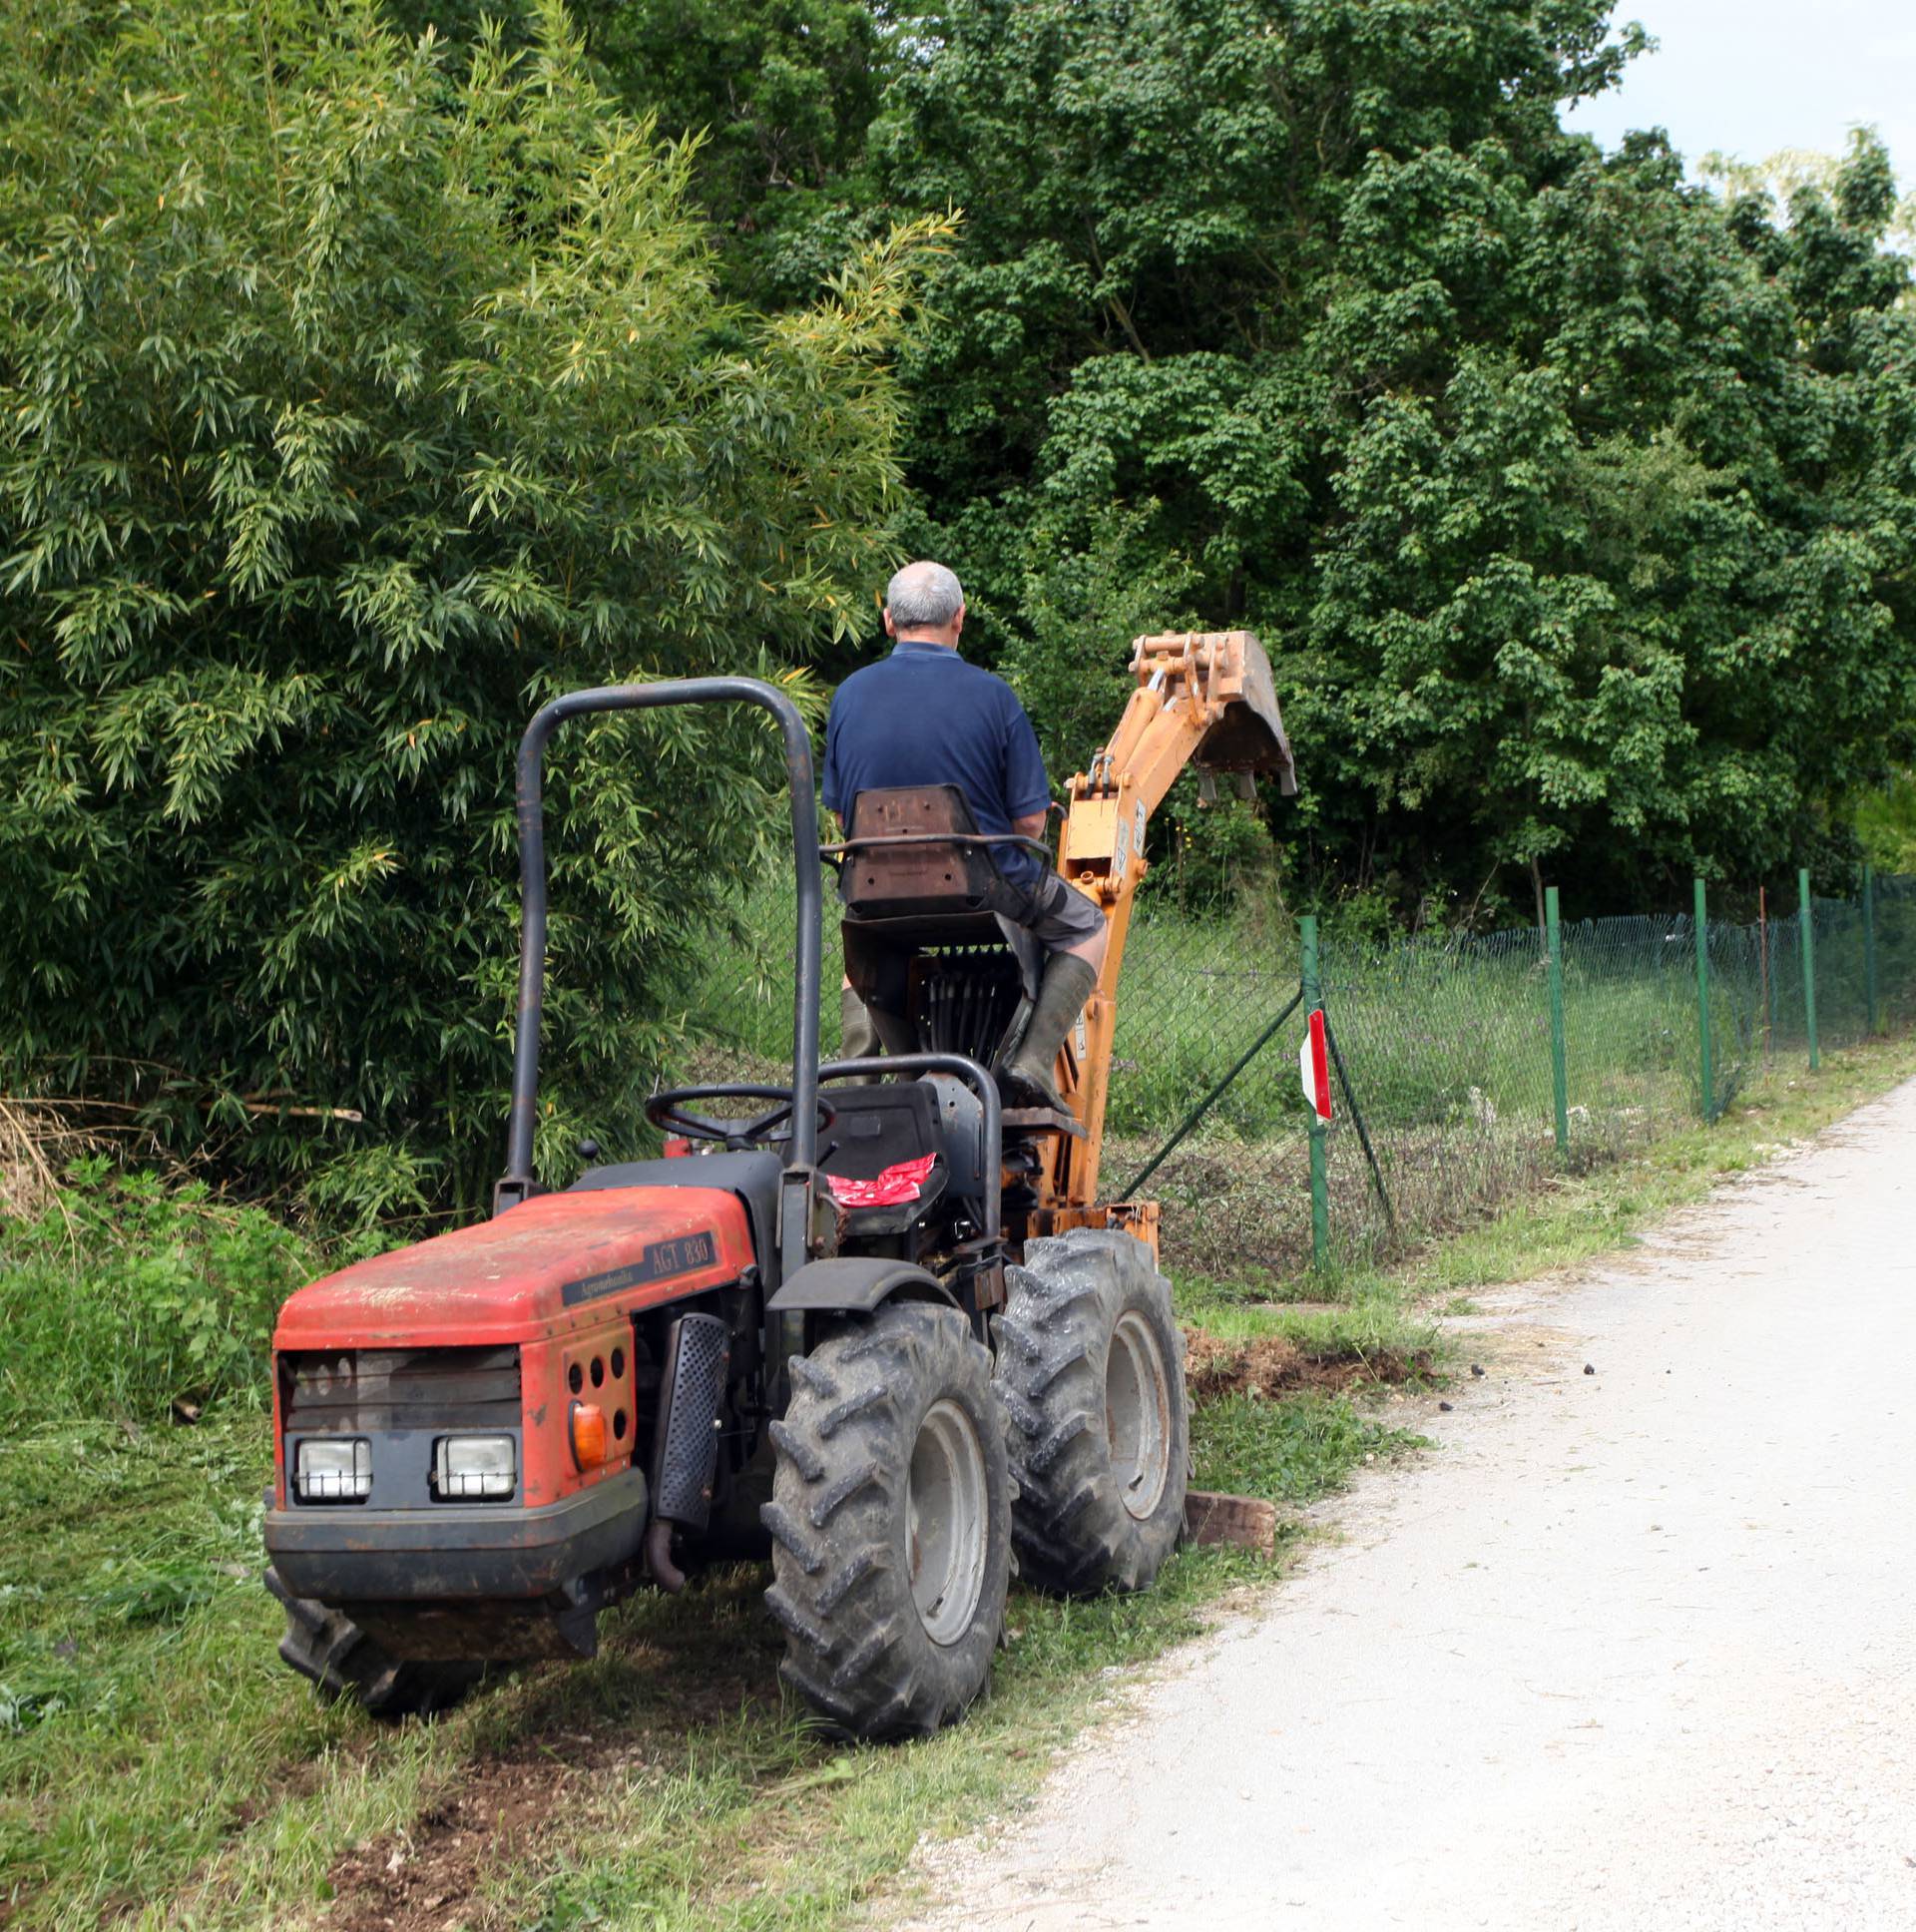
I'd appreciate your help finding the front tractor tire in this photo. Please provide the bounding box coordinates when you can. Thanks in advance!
[995,1228,1190,1596]
[763,1300,1011,1741]
[265,1568,481,1721]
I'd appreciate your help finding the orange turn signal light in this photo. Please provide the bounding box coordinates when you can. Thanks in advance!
[569,1400,607,1469]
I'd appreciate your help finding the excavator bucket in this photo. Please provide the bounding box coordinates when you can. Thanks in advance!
[1131,631,1297,796]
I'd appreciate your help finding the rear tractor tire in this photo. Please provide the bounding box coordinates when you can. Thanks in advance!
[995,1228,1189,1596]
[763,1300,1011,1740]
[265,1567,482,1721]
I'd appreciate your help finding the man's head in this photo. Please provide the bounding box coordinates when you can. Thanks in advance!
[883,561,965,648]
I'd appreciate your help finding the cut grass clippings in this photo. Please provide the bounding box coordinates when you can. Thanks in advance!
[0,1393,1414,1932]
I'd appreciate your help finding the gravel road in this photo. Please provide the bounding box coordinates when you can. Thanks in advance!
[894,1076,1916,1932]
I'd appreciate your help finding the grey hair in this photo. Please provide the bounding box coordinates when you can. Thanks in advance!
[885,560,964,629]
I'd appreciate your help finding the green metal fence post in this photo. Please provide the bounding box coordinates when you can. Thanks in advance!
[1545,886,1570,1156]
[1798,866,1819,1070]
[1759,885,1774,1062]
[1300,914,1330,1270]
[1863,863,1879,1036]
[1693,878,1713,1122]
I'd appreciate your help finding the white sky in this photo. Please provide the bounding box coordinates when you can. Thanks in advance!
[1565,0,1915,189]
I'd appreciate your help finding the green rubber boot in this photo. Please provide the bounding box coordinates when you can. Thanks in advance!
[839,985,879,1062]
[1003,952,1098,1114]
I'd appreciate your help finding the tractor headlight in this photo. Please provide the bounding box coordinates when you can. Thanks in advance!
[294,1437,372,1503]
[433,1434,516,1501]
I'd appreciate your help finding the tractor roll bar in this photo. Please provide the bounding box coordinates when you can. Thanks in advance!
[498,679,823,1260]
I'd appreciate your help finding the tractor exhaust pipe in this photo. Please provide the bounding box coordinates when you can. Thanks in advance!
[645,1516,686,1595]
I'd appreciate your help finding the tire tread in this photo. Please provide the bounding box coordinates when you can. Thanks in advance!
[995,1229,1190,1598]
[764,1302,1010,1740]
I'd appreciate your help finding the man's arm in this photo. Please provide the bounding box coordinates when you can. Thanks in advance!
[1002,684,1052,845]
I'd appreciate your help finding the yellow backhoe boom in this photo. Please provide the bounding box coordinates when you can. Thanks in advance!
[1039,631,1294,1218]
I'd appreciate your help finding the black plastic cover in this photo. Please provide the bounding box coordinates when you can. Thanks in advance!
[652,1312,730,1529]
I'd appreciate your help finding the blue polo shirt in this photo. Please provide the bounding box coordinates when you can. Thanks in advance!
[821,639,1051,887]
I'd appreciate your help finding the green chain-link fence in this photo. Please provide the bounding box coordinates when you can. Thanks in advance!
[673,867,1916,1284]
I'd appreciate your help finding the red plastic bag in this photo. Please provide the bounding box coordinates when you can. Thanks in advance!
[824,1152,937,1208]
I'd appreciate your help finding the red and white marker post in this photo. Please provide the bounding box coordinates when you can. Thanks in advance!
[1298,1005,1333,1123]
[1299,914,1331,1270]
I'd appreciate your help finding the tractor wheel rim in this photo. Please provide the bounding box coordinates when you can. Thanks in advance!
[906,1397,989,1646]
[1108,1311,1172,1521]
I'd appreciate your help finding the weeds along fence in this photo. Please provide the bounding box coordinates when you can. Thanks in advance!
[675,869,1916,1285]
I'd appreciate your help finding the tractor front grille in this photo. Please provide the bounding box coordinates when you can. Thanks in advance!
[280,1346,522,1434]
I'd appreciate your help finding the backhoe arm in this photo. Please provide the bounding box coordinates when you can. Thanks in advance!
[1043,632,1295,1212]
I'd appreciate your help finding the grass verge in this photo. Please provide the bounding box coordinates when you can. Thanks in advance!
[0,1393,1416,1930]
[2,1033,1909,1929]
[1388,1031,1916,1302]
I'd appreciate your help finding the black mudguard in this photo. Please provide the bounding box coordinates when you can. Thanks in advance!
[765,1256,956,1315]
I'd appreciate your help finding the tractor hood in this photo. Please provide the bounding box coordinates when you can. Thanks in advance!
[274,1186,755,1350]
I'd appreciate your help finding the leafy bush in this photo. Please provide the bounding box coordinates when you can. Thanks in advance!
[0,1161,316,1423]
[1857,774,1916,874]
[0,0,941,1212]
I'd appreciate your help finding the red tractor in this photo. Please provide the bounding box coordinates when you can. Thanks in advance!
[264,646,1292,1737]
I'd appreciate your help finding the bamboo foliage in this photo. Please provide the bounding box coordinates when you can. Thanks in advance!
[0,0,946,1214]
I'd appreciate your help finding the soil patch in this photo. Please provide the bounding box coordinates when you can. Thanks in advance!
[322,1576,786,1932]
[328,1750,566,1932]
[1182,1328,1426,1401]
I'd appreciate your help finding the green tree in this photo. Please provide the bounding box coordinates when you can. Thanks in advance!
[528,0,898,307]
[873,0,1916,916]
[0,0,942,1212]
[1856,774,1916,873]
[382,0,905,396]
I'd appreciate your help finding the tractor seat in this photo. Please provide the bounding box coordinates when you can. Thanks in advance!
[816,1078,987,1236]
[817,1081,986,1196]
[831,785,1034,944]
[829,786,1048,1014]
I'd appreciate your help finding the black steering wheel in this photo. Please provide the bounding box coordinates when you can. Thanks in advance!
[645,1084,837,1153]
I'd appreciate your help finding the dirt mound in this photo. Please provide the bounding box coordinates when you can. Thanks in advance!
[1182,1328,1425,1400]
[328,1755,559,1932]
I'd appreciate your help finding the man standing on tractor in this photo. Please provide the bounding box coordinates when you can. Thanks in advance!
[822,560,1106,1112]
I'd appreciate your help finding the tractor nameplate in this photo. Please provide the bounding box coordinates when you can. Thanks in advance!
[560,1231,718,1307]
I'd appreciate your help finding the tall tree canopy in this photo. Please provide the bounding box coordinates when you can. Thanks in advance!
[414,0,1916,912]
[0,0,940,1209]
[389,0,897,306]
[856,0,1916,916]
[8,0,1915,1207]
